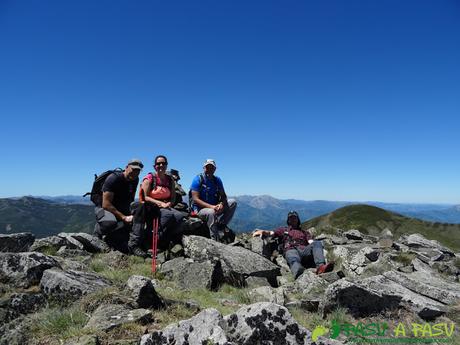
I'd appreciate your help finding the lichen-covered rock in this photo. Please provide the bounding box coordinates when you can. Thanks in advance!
[1,292,46,323]
[399,234,454,257]
[85,304,152,332]
[63,334,99,345]
[40,269,111,299]
[0,315,32,345]
[343,229,363,241]
[223,302,311,344]
[0,233,35,253]
[245,276,270,289]
[248,286,285,305]
[126,275,164,309]
[183,235,280,286]
[140,308,228,345]
[159,257,224,291]
[250,236,272,258]
[0,252,60,288]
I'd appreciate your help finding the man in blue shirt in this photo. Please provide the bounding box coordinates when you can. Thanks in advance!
[190,159,237,242]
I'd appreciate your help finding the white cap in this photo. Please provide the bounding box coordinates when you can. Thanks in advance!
[203,159,216,168]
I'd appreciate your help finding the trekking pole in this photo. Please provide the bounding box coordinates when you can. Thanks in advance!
[152,217,159,273]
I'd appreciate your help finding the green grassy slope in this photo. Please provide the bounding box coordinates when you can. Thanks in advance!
[303,204,460,251]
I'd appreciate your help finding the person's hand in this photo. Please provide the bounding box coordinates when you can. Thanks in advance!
[214,203,224,214]
[160,201,171,208]
[253,229,265,237]
[123,215,133,224]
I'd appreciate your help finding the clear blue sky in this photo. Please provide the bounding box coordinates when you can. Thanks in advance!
[1,0,459,203]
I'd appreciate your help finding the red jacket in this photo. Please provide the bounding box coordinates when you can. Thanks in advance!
[273,226,312,252]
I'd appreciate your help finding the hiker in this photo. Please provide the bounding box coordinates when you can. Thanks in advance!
[137,155,185,251]
[97,159,144,253]
[252,211,333,279]
[190,159,237,242]
[168,168,188,212]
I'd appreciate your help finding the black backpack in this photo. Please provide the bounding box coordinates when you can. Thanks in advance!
[83,168,123,206]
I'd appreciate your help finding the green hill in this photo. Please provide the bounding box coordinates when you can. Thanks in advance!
[0,196,94,238]
[302,204,460,251]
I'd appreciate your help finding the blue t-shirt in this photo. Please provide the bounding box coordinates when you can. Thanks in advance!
[190,174,225,210]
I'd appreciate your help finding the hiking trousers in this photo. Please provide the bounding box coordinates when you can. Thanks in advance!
[197,199,237,240]
[285,240,326,278]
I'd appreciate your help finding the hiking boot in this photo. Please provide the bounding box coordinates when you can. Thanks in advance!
[130,247,149,259]
[316,262,334,275]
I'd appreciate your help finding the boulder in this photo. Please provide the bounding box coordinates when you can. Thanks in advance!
[0,292,46,324]
[348,247,380,275]
[40,269,111,299]
[140,308,228,345]
[383,270,460,305]
[320,279,403,318]
[66,233,110,253]
[330,236,347,245]
[294,271,328,296]
[159,257,223,291]
[29,235,77,253]
[361,275,447,320]
[57,233,85,250]
[223,302,311,344]
[343,229,363,241]
[183,235,280,286]
[126,275,164,309]
[248,286,285,305]
[84,304,152,332]
[0,252,60,288]
[0,316,32,345]
[0,233,35,253]
[399,234,454,256]
[245,276,270,289]
[251,236,272,258]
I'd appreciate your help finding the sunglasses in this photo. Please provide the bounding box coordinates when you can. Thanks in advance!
[155,162,167,166]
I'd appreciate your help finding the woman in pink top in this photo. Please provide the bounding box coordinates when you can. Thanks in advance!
[129,155,185,257]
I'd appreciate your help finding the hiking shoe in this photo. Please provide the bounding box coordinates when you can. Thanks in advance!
[130,247,149,259]
[316,262,334,275]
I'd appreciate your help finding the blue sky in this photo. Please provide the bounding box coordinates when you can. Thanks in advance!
[0,0,459,203]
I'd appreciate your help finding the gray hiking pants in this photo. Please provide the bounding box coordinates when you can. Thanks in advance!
[198,199,237,240]
[285,241,326,278]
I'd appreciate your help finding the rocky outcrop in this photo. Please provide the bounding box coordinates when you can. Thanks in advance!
[0,252,60,287]
[126,275,164,309]
[183,235,280,286]
[0,233,35,253]
[141,302,311,345]
[40,269,111,299]
[29,235,77,253]
[84,304,152,332]
[65,233,110,253]
[159,257,224,290]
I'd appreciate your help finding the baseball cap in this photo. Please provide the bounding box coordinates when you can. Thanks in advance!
[127,158,144,170]
[203,159,216,168]
[169,169,180,180]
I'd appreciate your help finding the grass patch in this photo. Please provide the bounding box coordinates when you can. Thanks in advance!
[391,253,416,266]
[290,307,353,332]
[29,305,90,343]
[157,283,249,316]
[89,254,153,286]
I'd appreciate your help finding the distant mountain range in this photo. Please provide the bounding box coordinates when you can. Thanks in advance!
[1,195,459,238]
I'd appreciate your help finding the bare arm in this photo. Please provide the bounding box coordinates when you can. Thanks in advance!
[102,191,131,223]
[252,229,274,237]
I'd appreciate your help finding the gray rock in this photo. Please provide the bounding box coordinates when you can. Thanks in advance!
[56,247,91,258]
[0,252,60,288]
[0,316,32,345]
[330,236,347,245]
[84,304,152,332]
[383,270,460,305]
[398,265,414,273]
[320,279,403,318]
[399,234,454,256]
[29,235,77,253]
[275,255,291,275]
[294,271,328,296]
[0,233,35,253]
[0,292,46,324]
[57,232,85,250]
[67,233,110,253]
[40,269,111,299]
[378,238,393,248]
[245,276,270,289]
[361,275,447,320]
[380,228,393,238]
[160,257,224,291]
[223,302,311,344]
[183,235,280,286]
[319,271,345,284]
[344,229,363,241]
[140,308,228,345]
[126,275,164,309]
[169,244,184,258]
[248,286,285,305]
[251,236,272,258]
